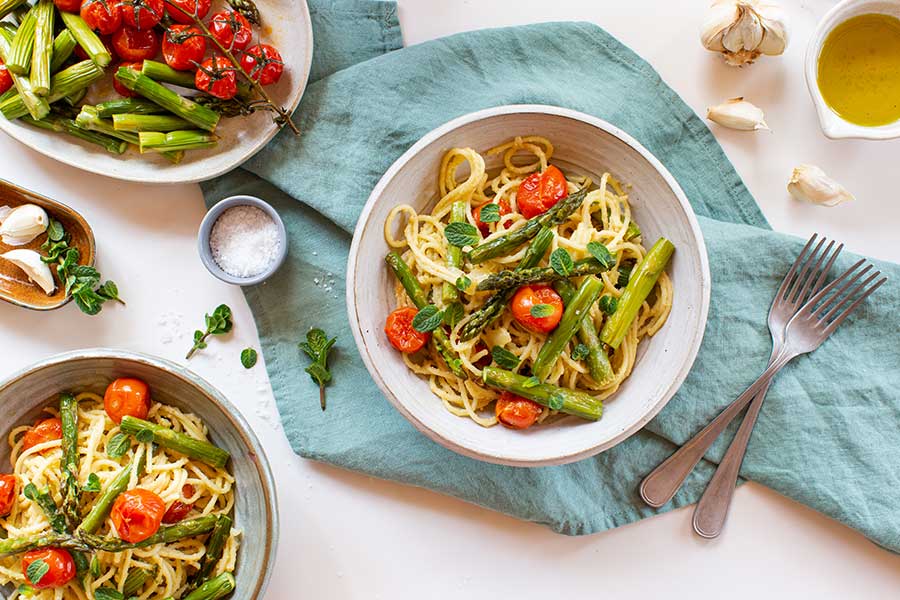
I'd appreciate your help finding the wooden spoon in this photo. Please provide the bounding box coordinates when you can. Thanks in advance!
[0,179,95,311]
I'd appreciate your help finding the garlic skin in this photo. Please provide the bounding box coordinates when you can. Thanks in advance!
[700,1,790,66]
[707,97,769,131]
[0,249,57,294]
[787,165,854,207]
[0,204,49,246]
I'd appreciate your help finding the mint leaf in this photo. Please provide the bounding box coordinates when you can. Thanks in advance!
[444,222,480,247]
[107,433,130,459]
[442,303,464,327]
[599,295,618,316]
[411,305,443,333]
[240,348,258,369]
[491,346,520,370]
[82,473,101,493]
[26,559,49,586]
[455,275,471,292]
[478,203,500,223]
[135,429,154,444]
[530,303,555,318]
[94,588,124,600]
[550,248,573,276]
[617,262,634,288]
[548,392,565,410]
[570,343,590,361]
[586,242,616,270]
[47,218,65,242]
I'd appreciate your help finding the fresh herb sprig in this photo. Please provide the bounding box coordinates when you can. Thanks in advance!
[186,305,233,359]
[300,328,336,411]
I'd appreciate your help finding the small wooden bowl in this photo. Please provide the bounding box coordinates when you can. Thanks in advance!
[0,179,95,310]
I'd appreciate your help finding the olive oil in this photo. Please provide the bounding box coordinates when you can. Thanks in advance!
[817,13,900,127]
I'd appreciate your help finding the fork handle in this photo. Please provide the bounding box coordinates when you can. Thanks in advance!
[692,380,771,538]
[639,354,791,508]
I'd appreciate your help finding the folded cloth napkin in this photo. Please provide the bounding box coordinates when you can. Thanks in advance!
[202,8,900,551]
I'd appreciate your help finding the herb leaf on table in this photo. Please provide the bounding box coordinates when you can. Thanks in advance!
[186,304,233,359]
[240,348,258,369]
[300,328,337,411]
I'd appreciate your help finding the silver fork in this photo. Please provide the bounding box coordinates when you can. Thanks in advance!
[639,235,841,508]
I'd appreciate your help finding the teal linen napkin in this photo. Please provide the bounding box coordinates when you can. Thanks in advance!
[202,15,900,551]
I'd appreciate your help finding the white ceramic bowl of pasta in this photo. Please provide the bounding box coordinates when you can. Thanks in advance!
[347,105,710,467]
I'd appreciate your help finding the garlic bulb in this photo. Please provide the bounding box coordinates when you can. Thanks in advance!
[787,165,854,207]
[0,204,49,245]
[1,249,56,294]
[700,1,790,66]
[707,97,769,130]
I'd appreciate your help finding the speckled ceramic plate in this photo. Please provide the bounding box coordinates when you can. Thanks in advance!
[0,0,312,184]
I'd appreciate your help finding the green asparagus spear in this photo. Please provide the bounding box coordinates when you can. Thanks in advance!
[384,252,466,379]
[77,453,145,535]
[75,105,139,144]
[625,220,641,241]
[0,534,88,558]
[49,30,76,74]
[0,60,104,120]
[137,130,217,153]
[119,416,230,468]
[59,393,80,530]
[29,0,55,96]
[0,26,49,119]
[192,515,232,585]
[476,258,607,291]
[114,66,219,132]
[600,238,674,350]
[94,98,165,118]
[141,59,196,88]
[532,276,604,380]
[0,0,25,20]
[553,280,613,385]
[22,484,67,533]
[22,114,127,154]
[58,11,111,68]
[112,113,192,132]
[183,573,235,600]
[482,366,602,421]
[458,226,554,341]
[6,5,36,75]
[63,85,86,106]
[80,515,218,551]
[467,188,587,264]
[123,567,155,596]
[441,201,466,304]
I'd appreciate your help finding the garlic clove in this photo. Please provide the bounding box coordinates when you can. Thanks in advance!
[0,249,57,294]
[0,204,49,246]
[0,205,11,221]
[787,165,854,207]
[756,4,789,55]
[700,1,790,66]
[707,97,769,131]
[700,1,740,52]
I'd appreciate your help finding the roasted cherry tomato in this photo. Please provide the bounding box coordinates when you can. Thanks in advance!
[239,44,284,86]
[473,199,511,237]
[385,306,430,353]
[510,284,564,333]
[111,488,166,543]
[0,474,17,517]
[166,0,210,24]
[208,10,252,51]
[21,548,76,589]
[104,377,151,424]
[195,56,238,99]
[516,165,569,219]
[21,418,63,453]
[162,25,206,71]
[112,61,142,97]
[162,484,195,524]
[120,0,163,29]
[112,27,158,62]
[80,0,122,36]
[0,60,12,97]
[54,0,82,13]
[495,391,542,429]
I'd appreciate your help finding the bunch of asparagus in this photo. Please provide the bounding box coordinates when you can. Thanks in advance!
[0,393,236,600]
[0,3,219,161]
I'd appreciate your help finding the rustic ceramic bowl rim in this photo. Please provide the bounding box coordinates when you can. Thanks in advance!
[346,104,711,467]
[0,348,279,599]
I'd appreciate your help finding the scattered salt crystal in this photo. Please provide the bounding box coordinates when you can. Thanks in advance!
[209,206,281,278]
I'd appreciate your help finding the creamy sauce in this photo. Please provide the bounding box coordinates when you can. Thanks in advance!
[817,13,900,127]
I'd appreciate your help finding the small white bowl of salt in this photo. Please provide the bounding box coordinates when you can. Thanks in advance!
[198,195,288,286]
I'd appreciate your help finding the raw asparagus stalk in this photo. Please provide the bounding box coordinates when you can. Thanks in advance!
[141,59,196,88]
[0,534,88,558]
[441,201,466,303]
[29,0,55,96]
[554,280,613,385]
[467,188,587,264]
[600,238,674,350]
[476,258,607,291]
[49,30,77,73]
[138,130,217,152]
[482,366,603,421]
[6,5,35,75]
[23,114,127,154]
[59,11,111,68]
[183,573,236,600]
[119,416,230,468]
[0,88,15,103]
[385,251,466,378]
[114,66,219,132]
[76,105,139,143]
[80,515,218,551]
[123,567,155,596]
[0,0,25,20]
[94,98,164,118]
[532,276,604,380]
[459,226,554,341]
[112,112,191,132]
[0,27,49,119]
[0,60,104,120]
[77,453,145,534]
[192,515,232,585]
[64,85,86,106]
[59,393,80,530]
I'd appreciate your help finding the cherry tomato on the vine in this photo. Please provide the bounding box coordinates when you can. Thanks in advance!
[166,0,210,24]
[111,488,166,543]
[516,165,569,219]
[21,418,63,453]
[21,549,76,589]
[195,56,238,99]
[53,0,82,14]
[384,306,430,353]
[0,60,12,97]
[111,27,159,62]
[510,285,564,333]
[495,391,542,429]
[104,377,151,423]
[0,474,17,517]
[120,0,163,30]
[208,10,252,51]
[80,0,123,36]
[162,25,207,71]
[239,44,284,86]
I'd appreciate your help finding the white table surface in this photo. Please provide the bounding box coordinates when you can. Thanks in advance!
[2,0,900,598]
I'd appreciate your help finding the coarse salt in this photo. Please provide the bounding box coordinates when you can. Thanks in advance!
[210,205,281,278]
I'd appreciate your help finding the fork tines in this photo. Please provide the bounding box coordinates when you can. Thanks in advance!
[799,252,887,333]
